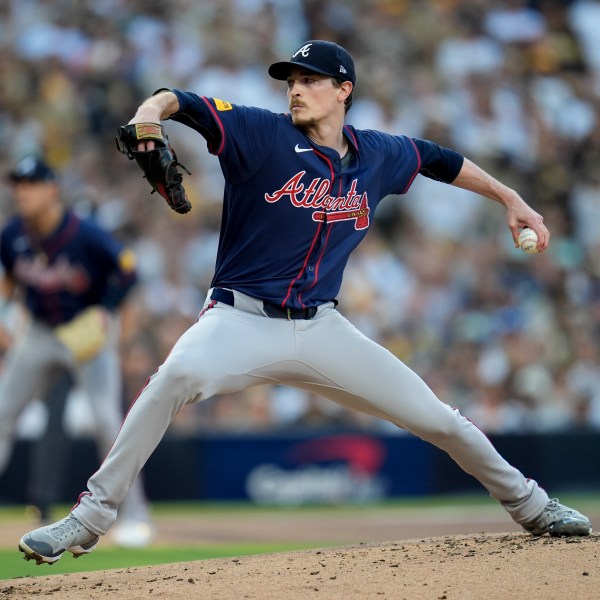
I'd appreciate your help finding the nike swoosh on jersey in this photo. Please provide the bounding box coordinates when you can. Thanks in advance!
[294,144,313,153]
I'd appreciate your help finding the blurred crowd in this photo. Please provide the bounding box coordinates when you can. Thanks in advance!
[1,0,600,436]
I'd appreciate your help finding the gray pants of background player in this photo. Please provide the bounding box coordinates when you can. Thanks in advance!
[0,318,149,524]
[73,288,550,535]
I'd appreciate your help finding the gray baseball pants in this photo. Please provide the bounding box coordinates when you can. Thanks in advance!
[0,318,149,523]
[73,288,549,534]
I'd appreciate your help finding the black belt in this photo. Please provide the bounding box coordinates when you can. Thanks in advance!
[210,288,318,320]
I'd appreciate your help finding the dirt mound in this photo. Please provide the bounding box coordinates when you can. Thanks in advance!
[2,533,598,600]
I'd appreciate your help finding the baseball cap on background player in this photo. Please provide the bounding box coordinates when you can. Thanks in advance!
[6,155,57,184]
[268,40,356,86]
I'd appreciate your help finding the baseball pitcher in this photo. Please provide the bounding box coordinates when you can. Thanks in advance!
[19,40,590,565]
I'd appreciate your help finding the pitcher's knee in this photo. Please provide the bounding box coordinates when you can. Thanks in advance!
[409,406,469,443]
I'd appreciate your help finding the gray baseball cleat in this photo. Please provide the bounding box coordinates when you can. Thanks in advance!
[522,498,592,537]
[19,514,99,565]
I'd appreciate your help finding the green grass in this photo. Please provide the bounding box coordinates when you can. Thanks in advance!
[1,542,325,581]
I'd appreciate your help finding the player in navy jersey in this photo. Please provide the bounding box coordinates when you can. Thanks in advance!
[0,155,153,547]
[20,40,590,564]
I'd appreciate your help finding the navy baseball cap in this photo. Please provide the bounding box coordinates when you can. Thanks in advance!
[7,155,57,183]
[269,40,356,85]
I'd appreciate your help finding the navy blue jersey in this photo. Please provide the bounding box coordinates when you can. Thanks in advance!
[0,210,137,326]
[171,91,461,309]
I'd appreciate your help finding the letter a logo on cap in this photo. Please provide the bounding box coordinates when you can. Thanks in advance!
[293,43,312,58]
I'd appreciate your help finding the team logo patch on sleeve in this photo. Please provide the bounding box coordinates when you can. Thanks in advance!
[213,98,233,111]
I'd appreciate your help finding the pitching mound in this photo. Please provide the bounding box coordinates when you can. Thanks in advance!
[1,533,598,599]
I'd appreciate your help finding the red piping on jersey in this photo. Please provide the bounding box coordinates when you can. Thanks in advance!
[402,137,422,193]
[313,192,335,285]
[312,148,335,181]
[282,148,335,309]
[201,97,226,155]
[282,223,323,308]
[343,125,358,150]
[297,222,333,306]
[310,153,340,288]
[301,174,341,298]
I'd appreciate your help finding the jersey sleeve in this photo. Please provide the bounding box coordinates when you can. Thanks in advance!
[101,246,137,310]
[368,132,422,196]
[412,138,464,183]
[167,89,222,152]
[169,89,279,185]
[368,133,464,195]
[83,222,137,310]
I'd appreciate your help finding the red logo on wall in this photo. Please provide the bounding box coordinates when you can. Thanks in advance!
[288,435,386,475]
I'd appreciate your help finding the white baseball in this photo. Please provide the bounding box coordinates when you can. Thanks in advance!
[518,228,539,254]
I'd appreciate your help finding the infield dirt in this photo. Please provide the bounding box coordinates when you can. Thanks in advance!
[1,507,599,599]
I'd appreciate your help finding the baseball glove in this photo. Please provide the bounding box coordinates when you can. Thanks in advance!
[116,122,192,214]
[54,306,108,363]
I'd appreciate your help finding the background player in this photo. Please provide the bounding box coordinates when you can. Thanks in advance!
[0,155,153,548]
[0,322,75,522]
[19,40,590,565]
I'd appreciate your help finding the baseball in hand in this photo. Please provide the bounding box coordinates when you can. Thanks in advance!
[518,228,539,254]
